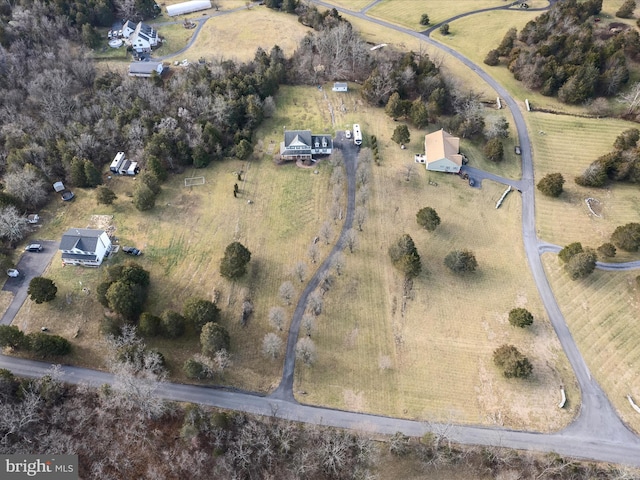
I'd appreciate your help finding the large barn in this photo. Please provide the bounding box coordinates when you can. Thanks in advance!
[166,0,212,16]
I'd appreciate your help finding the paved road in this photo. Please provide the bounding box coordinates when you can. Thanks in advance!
[1,240,58,326]
[460,165,526,191]
[1,354,639,467]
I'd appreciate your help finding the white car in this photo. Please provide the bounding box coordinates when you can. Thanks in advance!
[7,269,19,278]
[345,130,352,139]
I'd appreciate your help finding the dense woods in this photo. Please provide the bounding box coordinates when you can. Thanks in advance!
[486,0,640,103]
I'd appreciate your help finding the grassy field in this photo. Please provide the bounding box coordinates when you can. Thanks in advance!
[171,7,311,62]
[541,253,640,434]
[526,112,640,256]
[292,85,578,431]
[366,0,505,31]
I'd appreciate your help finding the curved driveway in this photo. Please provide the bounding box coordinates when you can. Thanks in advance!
[1,0,640,469]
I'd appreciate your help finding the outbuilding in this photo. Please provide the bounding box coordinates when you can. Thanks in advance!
[166,0,212,16]
[128,61,164,77]
[332,82,348,92]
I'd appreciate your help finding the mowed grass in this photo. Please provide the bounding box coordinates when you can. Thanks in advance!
[541,253,640,433]
[11,85,344,391]
[526,112,640,256]
[295,87,578,432]
[367,0,505,30]
[178,8,312,62]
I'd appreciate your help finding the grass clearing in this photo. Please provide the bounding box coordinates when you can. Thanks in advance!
[367,0,504,30]
[541,253,640,434]
[294,86,577,432]
[526,112,640,255]
[177,8,311,62]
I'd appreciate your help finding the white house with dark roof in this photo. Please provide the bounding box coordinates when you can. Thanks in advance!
[123,21,160,53]
[280,130,333,161]
[417,129,463,173]
[59,229,112,267]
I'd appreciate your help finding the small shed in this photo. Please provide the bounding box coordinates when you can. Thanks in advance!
[128,61,164,77]
[53,181,65,192]
[332,82,348,92]
[166,0,212,16]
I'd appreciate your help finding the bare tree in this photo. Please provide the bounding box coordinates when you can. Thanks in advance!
[344,228,358,254]
[308,242,319,264]
[356,185,369,206]
[356,162,370,187]
[293,261,308,283]
[328,150,344,168]
[378,355,392,370]
[295,337,317,366]
[355,207,367,231]
[4,165,47,209]
[262,333,283,359]
[330,200,343,223]
[307,291,323,316]
[0,206,30,245]
[332,183,343,203]
[332,252,345,275]
[618,81,640,114]
[279,281,295,305]
[269,306,286,331]
[403,163,415,182]
[330,166,345,186]
[302,313,316,337]
[320,221,333,245]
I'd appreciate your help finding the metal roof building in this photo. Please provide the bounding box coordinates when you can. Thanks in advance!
[166,0,212,16]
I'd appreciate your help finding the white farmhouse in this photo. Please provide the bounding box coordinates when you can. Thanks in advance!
[59,229,112,267]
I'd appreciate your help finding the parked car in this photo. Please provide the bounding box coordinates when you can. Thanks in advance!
[25,243,43,252]
[61,191,75,201]
[7,269,19,278]
[514,145,521,155]
[122,246,142,256]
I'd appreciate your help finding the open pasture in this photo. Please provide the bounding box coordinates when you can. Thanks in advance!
[178,7,311,62]
[366,0,505,31]
[526,112,640,255]
[542,253,640,434]
[295,94,578,431]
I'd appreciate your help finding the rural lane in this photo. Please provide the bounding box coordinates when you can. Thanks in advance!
[1,354,640,467]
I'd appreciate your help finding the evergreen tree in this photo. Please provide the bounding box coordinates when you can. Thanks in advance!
[28,277,57,304]
[444,250,478,273]
[391,124,410,145]
[220,242,252,279]
[385,92,404,120]
[84,160,102,187]
[388,234,422,278]
[96,186,117,205]
[200,322,230,357]
[70,157,87,187]
[416,207,440,231]
[537,173,565,197]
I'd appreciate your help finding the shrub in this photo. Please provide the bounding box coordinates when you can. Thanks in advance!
[508,308,533,328]
[416,207,441,231]
[611,222,640,251]
[484,49,500,66]
[493,344,532,378]
[444,250,477,273]
[161,310,186,338]
[616,0,636,18]
[139,312,162,337]
[388,234,422,278]
[597,242,616,258]
[537,173,565,197]
[566,250,597,280]
[419,13,430,25]
[200,322,230,357]
[558,242,583,263]
[484,138,504,162]
[440,23,450,35]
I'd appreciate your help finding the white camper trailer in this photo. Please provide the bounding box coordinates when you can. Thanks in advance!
[110,152,139,175]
